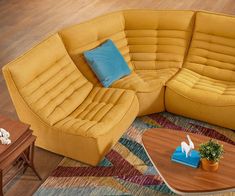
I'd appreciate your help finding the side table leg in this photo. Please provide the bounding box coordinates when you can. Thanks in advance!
[0,170,3,196]
[29,142,42,180]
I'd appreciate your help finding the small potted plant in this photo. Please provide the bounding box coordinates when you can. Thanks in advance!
[199,139,224,171]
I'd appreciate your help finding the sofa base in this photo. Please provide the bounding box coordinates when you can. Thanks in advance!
[137,87,165,116]
[165,88,235,130]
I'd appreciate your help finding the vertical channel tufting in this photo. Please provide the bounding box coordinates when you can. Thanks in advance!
[7,34,93,126]
[184,12,235,82]
[123,10,195,70]
[59,11,133,85]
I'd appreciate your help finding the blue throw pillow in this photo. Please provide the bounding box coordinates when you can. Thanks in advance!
[84,39,131,87]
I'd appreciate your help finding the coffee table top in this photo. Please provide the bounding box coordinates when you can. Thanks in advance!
[142,128,235,195]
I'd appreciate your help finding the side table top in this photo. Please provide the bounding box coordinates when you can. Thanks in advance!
[142,128,235,195]
[0,115,30,156]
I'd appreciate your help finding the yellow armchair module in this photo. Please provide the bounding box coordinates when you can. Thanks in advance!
[2,34,139,165]
[166,12,235,130]
[59,10,195,115]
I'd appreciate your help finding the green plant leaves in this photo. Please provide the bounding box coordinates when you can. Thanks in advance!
[199,139,224,162]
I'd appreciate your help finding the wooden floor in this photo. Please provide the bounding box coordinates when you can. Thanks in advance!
[0,0,235,195]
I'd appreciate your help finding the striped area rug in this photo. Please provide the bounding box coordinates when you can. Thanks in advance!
[35,112,235,195]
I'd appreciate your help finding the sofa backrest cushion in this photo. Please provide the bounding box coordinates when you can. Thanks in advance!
[4,34,93,126]
[123,10,195,70]
[59,11,133,85]
[184,12,235,82]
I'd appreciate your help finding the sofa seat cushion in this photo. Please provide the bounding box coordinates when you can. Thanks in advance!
[166,68,235,106]
[111,68,178,115]
[55,87,138,138]
[112,68,179,92]
[165,68,235,129]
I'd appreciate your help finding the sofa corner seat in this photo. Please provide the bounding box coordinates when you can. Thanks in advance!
[59,10,195,116]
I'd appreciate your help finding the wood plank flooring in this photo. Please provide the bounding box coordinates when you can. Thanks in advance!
[0,0,235,195]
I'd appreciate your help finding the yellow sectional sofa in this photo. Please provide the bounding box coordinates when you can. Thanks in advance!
[2,10,235,165]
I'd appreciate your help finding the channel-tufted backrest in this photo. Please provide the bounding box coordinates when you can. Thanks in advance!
[59,12,133,85]
[123,10,195,70]
[3,34,93,126]
[184,12,235,82]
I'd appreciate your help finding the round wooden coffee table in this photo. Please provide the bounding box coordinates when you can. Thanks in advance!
[142,128,235,195]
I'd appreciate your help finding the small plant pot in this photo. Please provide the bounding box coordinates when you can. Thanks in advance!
[201,158,219,171]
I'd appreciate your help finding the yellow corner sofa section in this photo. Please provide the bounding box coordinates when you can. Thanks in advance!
[3,10,235,166]
[59,10,195,115]
[2,34,139,166]
[166,11,235,130]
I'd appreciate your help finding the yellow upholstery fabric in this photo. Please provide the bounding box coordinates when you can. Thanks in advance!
[112,68,178,115]
[123,10,195,70]
[2,34,138,165]
[59,12,133,85]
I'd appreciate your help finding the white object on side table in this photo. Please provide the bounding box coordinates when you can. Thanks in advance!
[0,128,11,145]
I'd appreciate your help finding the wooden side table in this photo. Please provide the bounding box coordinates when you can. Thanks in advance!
[0,115,41,196]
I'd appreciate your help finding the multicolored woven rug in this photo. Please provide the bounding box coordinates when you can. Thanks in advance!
[35,112,235,195]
